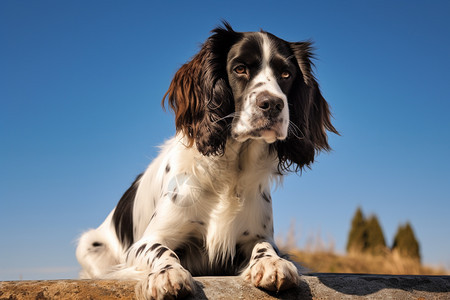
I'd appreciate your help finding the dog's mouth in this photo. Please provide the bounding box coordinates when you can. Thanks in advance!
[232,118,288,143]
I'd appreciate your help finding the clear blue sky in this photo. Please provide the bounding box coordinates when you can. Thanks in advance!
[1,1,449,280]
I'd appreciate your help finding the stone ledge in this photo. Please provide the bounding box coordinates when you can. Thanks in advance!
[1,274,449,299]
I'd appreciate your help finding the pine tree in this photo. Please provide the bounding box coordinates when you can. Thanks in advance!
[346,207,367,253]
[392,222,421,261]
[347,208,387,255]
[365,215,387,255]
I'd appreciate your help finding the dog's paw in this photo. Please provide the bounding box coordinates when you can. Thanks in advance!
[242,256,300,292]
[136,265,195,300]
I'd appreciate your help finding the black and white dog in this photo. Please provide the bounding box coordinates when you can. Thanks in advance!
[76,22,337,299]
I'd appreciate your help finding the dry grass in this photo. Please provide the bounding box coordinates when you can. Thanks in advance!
[287,249,449,275]
[277,221,448,275]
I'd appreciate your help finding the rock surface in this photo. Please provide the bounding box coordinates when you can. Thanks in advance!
[1,274,449,299]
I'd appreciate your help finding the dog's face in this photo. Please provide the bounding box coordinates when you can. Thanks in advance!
[227,32,297,144]
[163,23,337,171]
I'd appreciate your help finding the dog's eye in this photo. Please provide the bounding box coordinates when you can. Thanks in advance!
[234,65,247,75]
[281,71,291,79]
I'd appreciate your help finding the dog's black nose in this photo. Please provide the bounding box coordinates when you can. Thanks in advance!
[256,93,284,118]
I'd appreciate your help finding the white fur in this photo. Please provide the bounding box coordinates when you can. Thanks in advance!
[76,133,302,298]
[77,134,278,271]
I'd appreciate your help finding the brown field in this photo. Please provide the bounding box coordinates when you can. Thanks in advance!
[287,249,449,275]
[276,225,448,276]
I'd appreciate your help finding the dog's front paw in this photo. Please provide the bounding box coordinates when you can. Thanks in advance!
[136,265,195,300]
[243,256,300,292]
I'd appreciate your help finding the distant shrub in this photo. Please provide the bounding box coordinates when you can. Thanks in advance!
[346,207,387,255]
[346,207,366,253]
[392,222,421,261]
[365,215,386,255]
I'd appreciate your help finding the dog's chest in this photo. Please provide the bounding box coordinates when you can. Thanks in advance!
[191,162,274,264]
[148,139,277,266]
[179,177,273,273]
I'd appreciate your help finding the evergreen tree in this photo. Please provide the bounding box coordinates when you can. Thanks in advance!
[365,215,387,255]
[392,222,421,261]
[347,207,387,255]
[346,207,367,253]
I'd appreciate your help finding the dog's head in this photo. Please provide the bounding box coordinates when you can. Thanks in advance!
[163,22,338,171]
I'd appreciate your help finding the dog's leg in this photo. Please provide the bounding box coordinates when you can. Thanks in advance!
[127,241,195,300]
[242,241,300,292]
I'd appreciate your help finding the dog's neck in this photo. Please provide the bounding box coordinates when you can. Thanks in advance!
[194,138,279,192]
[222,138,274,172]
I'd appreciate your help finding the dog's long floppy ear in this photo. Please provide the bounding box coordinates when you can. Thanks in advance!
[163,22,241,156]
[276,41,338,172]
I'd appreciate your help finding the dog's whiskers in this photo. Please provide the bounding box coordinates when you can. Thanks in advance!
[211,112,240,124]
[288,121,305,140]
